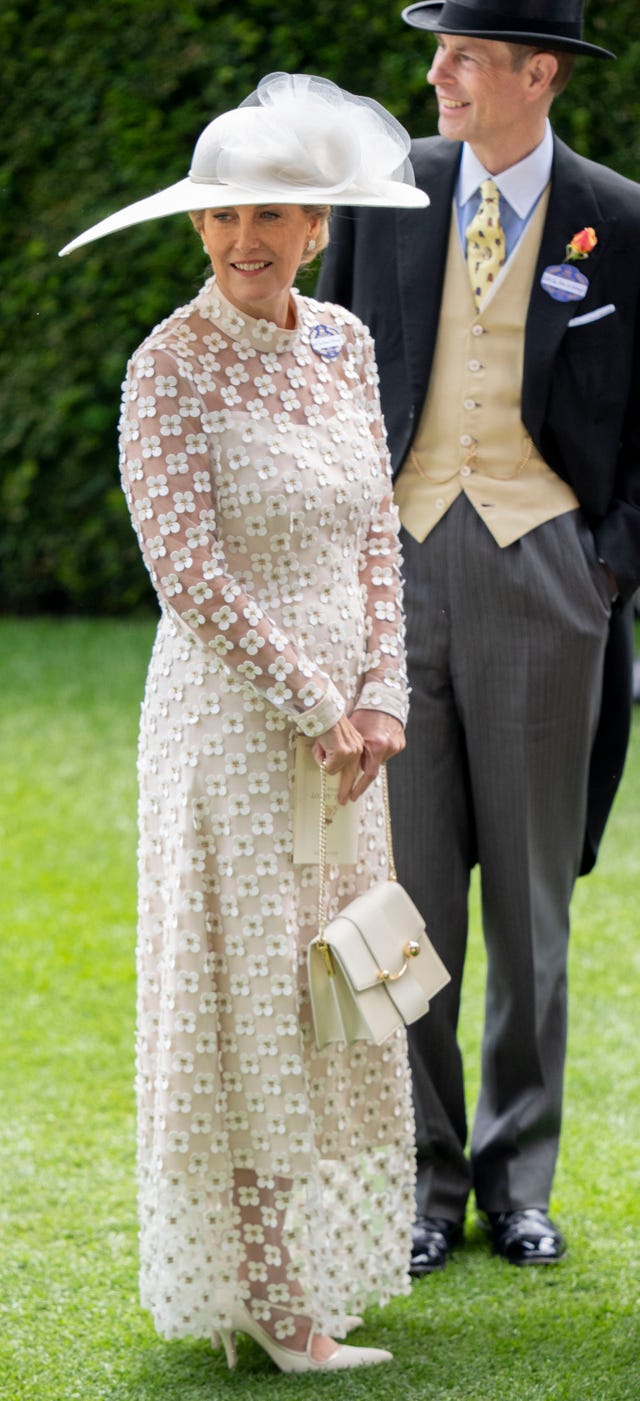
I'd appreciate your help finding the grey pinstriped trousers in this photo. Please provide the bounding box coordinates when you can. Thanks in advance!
[388,497,611,1219]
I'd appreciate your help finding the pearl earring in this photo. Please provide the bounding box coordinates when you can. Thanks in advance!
[307,238,317,252]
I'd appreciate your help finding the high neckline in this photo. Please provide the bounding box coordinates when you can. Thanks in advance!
[199,276,302,351]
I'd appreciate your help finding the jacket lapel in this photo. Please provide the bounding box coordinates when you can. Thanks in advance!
[522,136,616,445]
[396,140,461,412]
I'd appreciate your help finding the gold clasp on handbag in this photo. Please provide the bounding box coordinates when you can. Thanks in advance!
[376,940,421,983]
[315,936,335,977]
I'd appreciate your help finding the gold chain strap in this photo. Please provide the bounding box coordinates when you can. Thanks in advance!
[380,762,397,884]
[316,761,330,954]
[316,761,396,973]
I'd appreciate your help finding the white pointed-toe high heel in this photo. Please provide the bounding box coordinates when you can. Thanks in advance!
[215,1301,392,1374]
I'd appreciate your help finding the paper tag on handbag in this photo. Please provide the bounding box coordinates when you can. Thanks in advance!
[292,738,361,864]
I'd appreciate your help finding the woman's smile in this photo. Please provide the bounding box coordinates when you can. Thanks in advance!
[201,205,321,326]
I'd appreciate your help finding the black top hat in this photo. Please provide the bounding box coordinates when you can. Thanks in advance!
[401,1,615,58]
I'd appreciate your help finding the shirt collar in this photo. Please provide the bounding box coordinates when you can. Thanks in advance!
[457,120,554,218]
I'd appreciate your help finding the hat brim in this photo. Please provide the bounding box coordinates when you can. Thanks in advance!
[401,3,616,59]
[59,175,428,256]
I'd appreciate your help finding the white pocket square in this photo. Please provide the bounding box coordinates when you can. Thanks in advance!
[567,303,616,328]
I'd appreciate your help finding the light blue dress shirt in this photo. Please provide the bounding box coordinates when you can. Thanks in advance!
[455,120,554,261]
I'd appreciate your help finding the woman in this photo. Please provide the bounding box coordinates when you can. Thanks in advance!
[60,72,428,1374]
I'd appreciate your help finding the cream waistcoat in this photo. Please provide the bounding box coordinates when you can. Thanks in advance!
[394,188,579,546]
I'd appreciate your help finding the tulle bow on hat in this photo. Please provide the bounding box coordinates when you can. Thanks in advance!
[59,72,428,256]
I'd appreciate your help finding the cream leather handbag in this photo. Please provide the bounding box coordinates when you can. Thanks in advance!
[307,763,450,1049]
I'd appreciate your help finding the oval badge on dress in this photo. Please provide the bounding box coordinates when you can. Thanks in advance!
[309,324,345,360]
[540,264,589,303]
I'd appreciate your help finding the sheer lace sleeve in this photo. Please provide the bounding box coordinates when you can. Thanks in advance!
[352,326,409,724]
[119,346,345,737]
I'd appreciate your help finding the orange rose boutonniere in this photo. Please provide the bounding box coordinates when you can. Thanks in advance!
[565,226,598,262]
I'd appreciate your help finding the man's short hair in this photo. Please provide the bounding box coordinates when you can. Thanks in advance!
[506,43,575,95]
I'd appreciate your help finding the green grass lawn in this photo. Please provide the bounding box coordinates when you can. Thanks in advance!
[0,617,638,1401]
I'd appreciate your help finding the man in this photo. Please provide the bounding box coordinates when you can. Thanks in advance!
[317,0,640,1271]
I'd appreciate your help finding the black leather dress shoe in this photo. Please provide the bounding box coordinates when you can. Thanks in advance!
[486,1209,566,1265]
[410,1215,463,1275]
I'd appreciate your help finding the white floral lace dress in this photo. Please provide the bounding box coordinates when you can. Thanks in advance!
[119,276,415,1343]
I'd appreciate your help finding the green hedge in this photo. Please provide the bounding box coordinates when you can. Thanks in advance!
[2,0,639,613]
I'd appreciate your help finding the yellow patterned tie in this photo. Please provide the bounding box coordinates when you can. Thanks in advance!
[466,178,506,309]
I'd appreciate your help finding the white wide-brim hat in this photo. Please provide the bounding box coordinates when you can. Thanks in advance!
[59,72,428,256]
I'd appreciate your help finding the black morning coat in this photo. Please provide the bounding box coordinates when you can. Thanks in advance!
[316,134,640,872]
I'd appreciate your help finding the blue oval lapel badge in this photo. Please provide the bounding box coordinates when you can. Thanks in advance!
[309,324,345,360]
[541,264,589,303]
